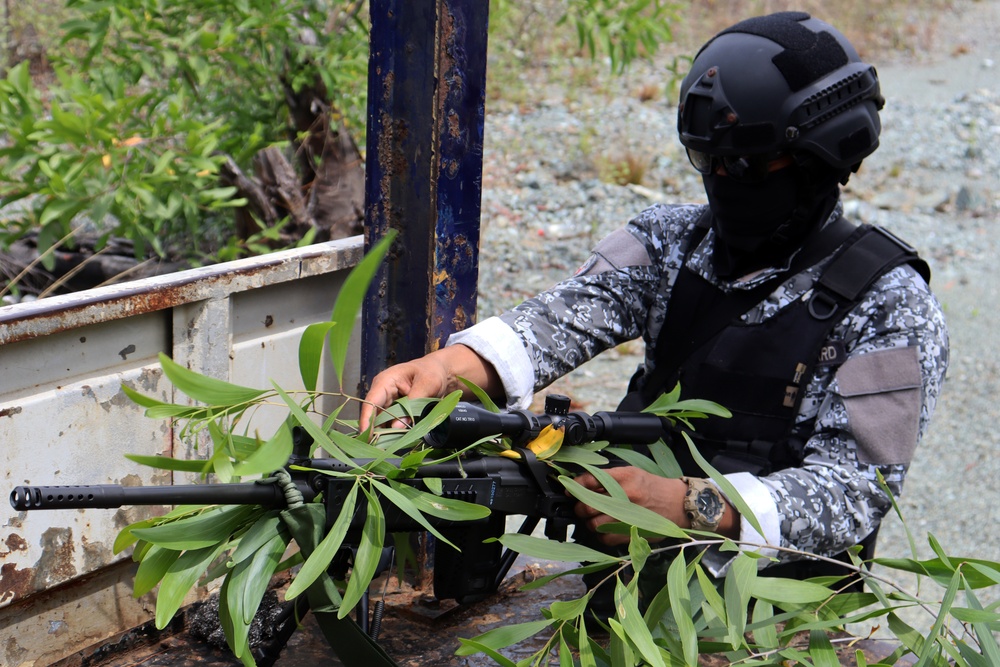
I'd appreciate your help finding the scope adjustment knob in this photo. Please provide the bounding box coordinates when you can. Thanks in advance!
[544,394,572,416]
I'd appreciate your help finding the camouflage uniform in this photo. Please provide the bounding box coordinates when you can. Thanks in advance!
[449,201,950,571]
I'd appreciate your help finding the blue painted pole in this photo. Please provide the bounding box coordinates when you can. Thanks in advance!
[361,0,489,393]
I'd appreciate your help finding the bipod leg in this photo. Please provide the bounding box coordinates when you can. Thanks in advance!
[493,516,539,591]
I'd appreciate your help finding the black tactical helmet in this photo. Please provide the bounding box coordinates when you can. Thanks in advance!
[678,12,884,171]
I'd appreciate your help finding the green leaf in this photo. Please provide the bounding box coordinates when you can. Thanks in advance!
[561,475,689,540]
[548,596,589,620]
[808,629,841,667]
[368,479,457,548]
[328,232,397,386]
[497,533,618,564]
[607,617,636,665]
[963,586,1000,666]
[694,565,728,638]
[667,552,697,666]
[604,446,665,476]
[132,505,259,550]
[231,422,294,478]
[133,544,181,597]
[453,639,518,667]
[239,531,289,625]
[751,599,778,651]
[416,472,442,493]
[750,576,835,604]
[577,614,598,667]
[614,579,666,667]
[643,382,681,412]
[298,321,336,392]
[158,352,267,406]
[725,553,755,647]
[455,619,555,656]
[967,562,1000,586]
[874,556,1000,589]
[284,483,358,600]
[549,446,610,466]
[661,398,732,419]
[628,527,651,574]
[124,454,212,473]
[217,574,246,662]
[457,376,502,413]
[379,391,462,454]
[271,384,388,463]
[648,440,682,478]
[155,543,228,629]
[231,511,285,563]
[339,486,386,618]
[950,607,1000,623]
[918,569,961,665]
[886,612,948,665]
[557,632,573,667]
[927,532,954,571]
[385,479,491,521]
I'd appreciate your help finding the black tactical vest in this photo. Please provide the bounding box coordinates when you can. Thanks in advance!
[618,214,929,583]
[624,214,929,473]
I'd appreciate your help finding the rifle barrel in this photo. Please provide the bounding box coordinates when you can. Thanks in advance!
[10,482,289,511]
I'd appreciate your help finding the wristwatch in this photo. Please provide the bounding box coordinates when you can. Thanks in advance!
[681,477,725,532]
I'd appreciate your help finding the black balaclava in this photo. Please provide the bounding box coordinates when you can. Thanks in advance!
[705,159,845,279]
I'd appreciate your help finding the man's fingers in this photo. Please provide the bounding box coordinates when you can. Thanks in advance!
[358,379,405,433]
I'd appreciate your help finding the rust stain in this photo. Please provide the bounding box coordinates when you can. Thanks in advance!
[4,533,28,554]
[32,527,78,591]
[82,535,113,573]
[0,405,22,419]
[447,110,461,140]
[0,562,34,604]
[0,243,363,347]
[452,304,468,332]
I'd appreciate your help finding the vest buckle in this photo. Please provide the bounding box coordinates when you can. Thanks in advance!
[807,289,839,320]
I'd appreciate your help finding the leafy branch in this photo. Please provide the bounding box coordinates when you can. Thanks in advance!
[116,236,1000,666]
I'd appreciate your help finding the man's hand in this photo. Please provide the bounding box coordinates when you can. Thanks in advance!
[358,344,502,433]
[572,467,739,545]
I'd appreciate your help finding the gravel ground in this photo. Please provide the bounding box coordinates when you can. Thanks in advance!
[475,0,1000,629]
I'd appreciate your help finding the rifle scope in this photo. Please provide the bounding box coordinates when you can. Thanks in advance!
[423,394,669,449]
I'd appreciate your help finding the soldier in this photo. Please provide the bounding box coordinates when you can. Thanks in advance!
[360,12,949,591]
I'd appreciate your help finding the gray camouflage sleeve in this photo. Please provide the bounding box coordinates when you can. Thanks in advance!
[760,266,949,560]
[496,204,695,395]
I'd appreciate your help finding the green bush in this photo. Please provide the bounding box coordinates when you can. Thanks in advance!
[0,0,369,266]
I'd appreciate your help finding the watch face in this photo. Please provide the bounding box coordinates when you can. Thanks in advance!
[697,488,724,521]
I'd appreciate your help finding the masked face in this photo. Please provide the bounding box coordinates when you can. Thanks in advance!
[702,165,800,253]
